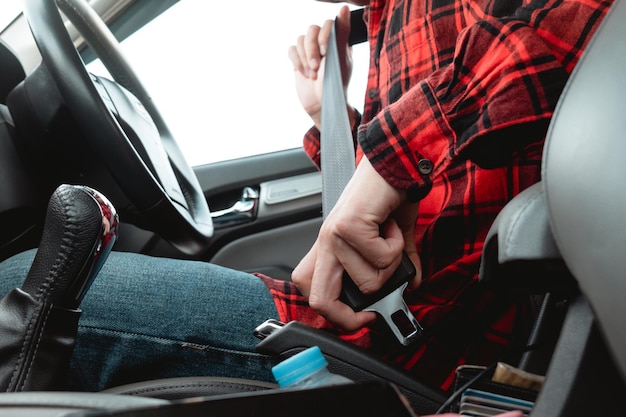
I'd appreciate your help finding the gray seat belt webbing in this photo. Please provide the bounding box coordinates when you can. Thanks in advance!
[320,22,355,219]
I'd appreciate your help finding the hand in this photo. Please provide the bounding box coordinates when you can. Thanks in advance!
[292,158,423,331]
[287,5,354,129]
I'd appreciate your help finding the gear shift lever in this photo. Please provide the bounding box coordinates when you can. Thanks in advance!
[0,184,118,391]
[20,184,118,309]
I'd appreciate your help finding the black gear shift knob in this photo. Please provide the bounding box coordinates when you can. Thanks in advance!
[21,184,118,309]
[0,184,118,391]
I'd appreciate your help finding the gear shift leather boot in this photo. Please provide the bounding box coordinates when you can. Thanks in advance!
[0,184,117,391]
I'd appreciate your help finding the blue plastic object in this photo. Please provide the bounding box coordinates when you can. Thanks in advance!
[271,346,351,388]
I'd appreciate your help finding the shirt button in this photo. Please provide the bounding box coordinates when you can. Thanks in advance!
[368,88,377,98]
[418,159,433,175]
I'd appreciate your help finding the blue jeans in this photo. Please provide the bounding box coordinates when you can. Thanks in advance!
[0,249,280,392]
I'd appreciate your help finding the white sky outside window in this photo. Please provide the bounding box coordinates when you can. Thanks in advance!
[0,3,22,29]
[85,0,369,166]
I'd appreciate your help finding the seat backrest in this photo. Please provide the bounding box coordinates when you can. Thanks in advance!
[543,0,626,381]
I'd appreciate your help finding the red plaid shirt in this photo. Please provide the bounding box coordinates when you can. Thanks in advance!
[259,0,611,392]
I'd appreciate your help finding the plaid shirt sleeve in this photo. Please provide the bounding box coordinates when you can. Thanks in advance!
[361,0,612,193]
[263,0,612,393]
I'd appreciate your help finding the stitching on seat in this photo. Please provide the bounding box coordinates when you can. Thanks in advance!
[119,381,274,397]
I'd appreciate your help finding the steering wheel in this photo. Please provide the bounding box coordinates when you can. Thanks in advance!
[22,0,213,254]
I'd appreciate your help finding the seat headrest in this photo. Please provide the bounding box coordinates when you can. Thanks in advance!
[543,0,626,380]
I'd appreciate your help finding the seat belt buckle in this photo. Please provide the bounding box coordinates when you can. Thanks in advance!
[254,319,286,340]
[340,252,423,346]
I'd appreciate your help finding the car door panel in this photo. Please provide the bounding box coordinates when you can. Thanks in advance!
[115,148,322,279]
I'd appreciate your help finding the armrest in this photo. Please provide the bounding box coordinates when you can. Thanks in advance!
[255,320,447,416]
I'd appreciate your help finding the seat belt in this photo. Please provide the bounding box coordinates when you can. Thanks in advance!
[319,21,423,346]
[320,22,355,217]
[318,8,367,209]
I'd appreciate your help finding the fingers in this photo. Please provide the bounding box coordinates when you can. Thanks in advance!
[335,5,351,48]
[287,20,330,80]
[287,5,351,80]
[331,218,405,294]
[308,243,377,330]
[325,158,405,273]
[293,241,377,331]
[310,23,327,70]
[293,217,407,331]
[317,5,351,61]
[310,292,377,331]
[291,244,317,299]
[287,43,305,77]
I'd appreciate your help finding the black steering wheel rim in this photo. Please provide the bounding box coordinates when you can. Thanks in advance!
[23,0,213,254]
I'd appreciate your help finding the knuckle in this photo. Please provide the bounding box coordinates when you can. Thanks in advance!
[291,270,303,285]
[357,278,384,295]
[371,253,394,270]
[307,295,329,315]
[306,25,320,40]
[333,216,352,237]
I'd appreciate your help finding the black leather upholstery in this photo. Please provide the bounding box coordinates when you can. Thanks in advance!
[0,184,114,391]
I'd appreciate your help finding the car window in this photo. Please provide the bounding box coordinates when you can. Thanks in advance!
[86,0,369,166]
[0,3,22,29]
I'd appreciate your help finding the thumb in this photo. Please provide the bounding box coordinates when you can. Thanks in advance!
[336,5,351,43]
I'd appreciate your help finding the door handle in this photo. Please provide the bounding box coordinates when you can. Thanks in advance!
[210,187,259,228]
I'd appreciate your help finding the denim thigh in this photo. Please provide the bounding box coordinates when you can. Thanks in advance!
[0,249,280,391]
